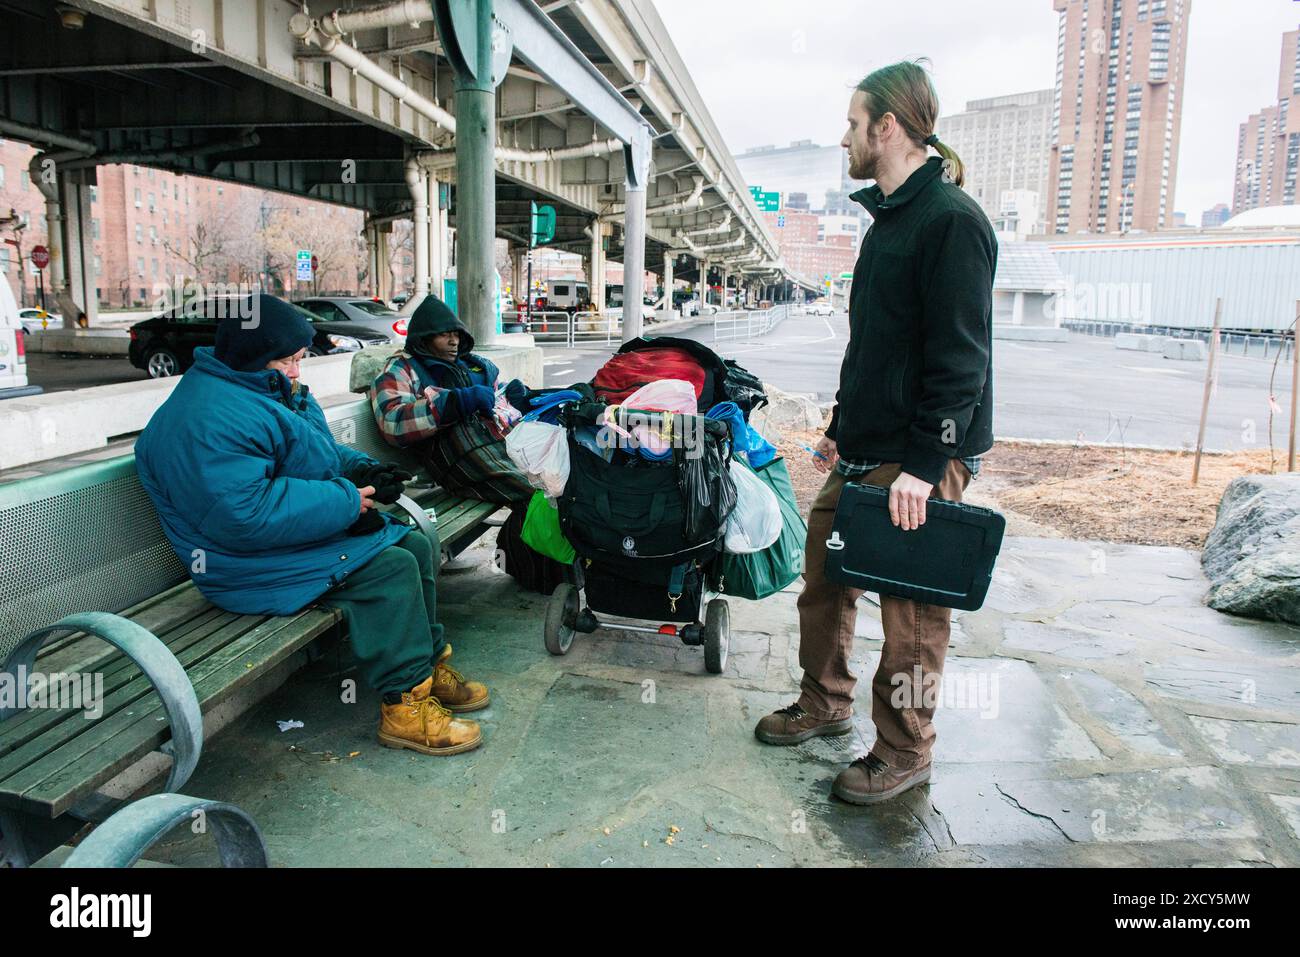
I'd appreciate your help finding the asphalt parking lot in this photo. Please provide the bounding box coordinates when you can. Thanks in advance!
[18,315,1291,454]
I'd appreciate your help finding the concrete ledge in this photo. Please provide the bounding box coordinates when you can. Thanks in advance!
[1163,338,1208,361]
[348,342,544,394]
[992,325,1069,342]
[25,328,131,355]
[0,353,353,470]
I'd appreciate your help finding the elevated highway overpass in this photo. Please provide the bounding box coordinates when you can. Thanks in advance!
[0,0,809,346]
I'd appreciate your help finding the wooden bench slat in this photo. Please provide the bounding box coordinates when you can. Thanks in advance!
[32,583,212,671]
[0,611,270,792]
[0,607,239,757]
[5,609,338,818]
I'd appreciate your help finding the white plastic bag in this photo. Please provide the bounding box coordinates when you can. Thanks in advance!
[505,421,570,498]
[723,459,782,554]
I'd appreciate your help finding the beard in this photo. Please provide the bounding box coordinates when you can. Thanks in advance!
[847,129,881,181]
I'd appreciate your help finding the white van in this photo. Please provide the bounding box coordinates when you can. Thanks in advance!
[545,280,590,312]
[0,272,33,399]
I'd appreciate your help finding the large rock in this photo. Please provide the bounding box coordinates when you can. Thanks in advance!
[1202,474,1300,624]
[748,382,825,441]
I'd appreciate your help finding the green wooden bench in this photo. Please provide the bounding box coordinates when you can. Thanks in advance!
[0,396,500,867]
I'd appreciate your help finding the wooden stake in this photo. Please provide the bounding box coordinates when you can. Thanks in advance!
[1289,300,1299,472]
[1192,297,1223,486]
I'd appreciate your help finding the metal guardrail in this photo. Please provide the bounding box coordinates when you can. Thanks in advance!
[504,310,621,347]
[712,303,790,343]
[1063,319,1296,360]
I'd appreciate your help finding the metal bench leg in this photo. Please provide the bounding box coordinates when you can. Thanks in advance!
[62,793,268,868]
[1,611,203,795]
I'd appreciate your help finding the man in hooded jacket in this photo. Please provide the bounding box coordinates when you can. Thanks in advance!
[370,295,533,504]
[135,294,489,757]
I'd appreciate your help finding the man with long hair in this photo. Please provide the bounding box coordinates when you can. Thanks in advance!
[755,61,997,805]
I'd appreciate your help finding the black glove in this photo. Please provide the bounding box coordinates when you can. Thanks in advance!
[352,462,415,505]
[346,509,386,536]
[503,378,529,415]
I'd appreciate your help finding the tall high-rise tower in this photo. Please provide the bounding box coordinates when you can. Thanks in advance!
[1047,0,1192,233]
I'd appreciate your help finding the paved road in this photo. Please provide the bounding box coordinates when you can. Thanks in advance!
[24,353,149,392]
[543,313,1290,452]
[19,314,1292,453]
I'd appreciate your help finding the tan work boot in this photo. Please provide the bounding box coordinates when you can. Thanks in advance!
[378,676,482,755]
[754,702,853,745]
[431,644,490,713]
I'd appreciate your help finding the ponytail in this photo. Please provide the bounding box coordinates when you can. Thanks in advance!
[928,135,965,188]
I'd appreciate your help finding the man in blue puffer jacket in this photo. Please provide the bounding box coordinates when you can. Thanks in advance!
[135,294,488,756]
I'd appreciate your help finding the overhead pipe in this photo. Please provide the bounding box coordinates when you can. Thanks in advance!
[0,121,94,154]
[644,175,706,218]
[681,211,731,237]
[318,0,433,36]
[415,136,625,172]
[289,13,457,134]
[58,130,261,171]
[404,156,430,311]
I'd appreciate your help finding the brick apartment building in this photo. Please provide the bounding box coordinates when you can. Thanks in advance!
[1047,0,1192,234]
[760,208,857,289]
[1232,27,1300,214]
[0,137,368,311]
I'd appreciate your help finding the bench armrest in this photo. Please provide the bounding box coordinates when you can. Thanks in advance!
[62,793,268,868]
[1,612,203,795]
[388,493,442,553]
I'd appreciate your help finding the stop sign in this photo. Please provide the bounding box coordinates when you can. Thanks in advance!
[392,318,408,338]
[310,255,319,273]
[31,245,49,270]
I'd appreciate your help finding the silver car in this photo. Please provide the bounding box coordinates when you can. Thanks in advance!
[294,297,407,344]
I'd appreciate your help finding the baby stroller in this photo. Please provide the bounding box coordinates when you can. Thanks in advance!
[542,400,735,673]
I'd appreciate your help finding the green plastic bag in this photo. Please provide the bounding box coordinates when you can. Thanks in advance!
[520,490,576,564]
[715,456,806,600]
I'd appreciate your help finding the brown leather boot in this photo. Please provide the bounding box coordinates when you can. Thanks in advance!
[378,676,482,755]
[754,702,853,745]
[831,753,931,805]
[431,644,490,713]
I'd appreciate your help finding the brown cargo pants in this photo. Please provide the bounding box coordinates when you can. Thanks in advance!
[795,460,972,770]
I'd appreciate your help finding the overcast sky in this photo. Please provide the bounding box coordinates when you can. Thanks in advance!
[654,0,1300,220]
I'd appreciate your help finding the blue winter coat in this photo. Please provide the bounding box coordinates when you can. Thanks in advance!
[135,347,410,616]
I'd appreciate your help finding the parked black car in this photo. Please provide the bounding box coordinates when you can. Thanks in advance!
[128,296,391,378]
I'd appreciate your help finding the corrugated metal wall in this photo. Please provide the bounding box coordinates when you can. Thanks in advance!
[1049,239,1300,331]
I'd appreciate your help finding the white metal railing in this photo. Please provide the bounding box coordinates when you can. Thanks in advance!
[504,309,621,346]
[711,303,790,343]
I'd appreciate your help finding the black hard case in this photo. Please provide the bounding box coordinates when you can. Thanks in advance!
[823,482,1006,611]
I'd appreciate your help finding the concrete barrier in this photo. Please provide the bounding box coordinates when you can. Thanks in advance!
[1162,338,1208,361]
[991,325,1069,342]
[0,353,353,471]
[25,328,131,355]
[347,341,544,394]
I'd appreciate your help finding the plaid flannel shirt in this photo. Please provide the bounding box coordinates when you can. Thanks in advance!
[836,454,982,481]
[369,353,458,448]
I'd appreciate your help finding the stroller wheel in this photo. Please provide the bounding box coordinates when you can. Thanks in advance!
[703,598,729,674]
[545,583,579,656]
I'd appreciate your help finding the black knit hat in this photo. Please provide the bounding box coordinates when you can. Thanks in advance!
[406,294,474,358]
[214,295,316,372]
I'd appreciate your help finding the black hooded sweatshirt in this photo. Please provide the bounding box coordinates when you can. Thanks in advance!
[825,156,996,487]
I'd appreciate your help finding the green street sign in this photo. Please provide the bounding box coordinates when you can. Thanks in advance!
[747,186,780,212]
[530,201,556,246]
